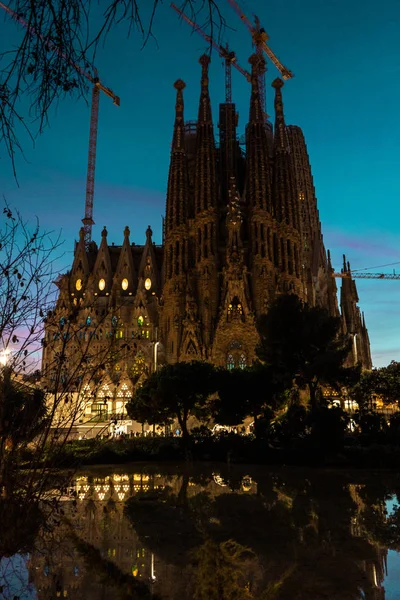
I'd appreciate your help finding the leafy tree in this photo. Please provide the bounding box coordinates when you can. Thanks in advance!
[0,367,48,490]
[256,294,360,412]
[126,361,217,439]
[351,361,400,411]
[213,364,285,439]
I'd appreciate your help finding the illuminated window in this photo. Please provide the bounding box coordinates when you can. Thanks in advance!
[228,297,243,318]
[116,329,123,339]
[73,298,78,306]
[122,278,129,290]
[86,316,91,326]
[137,315,144,327]
[59,317,66,327]
[99,278,106,291]
[227,354,235,370]
[112,316,118,327]
[76,278,82,291]
[239,354,247,369]
[144,277,152,291]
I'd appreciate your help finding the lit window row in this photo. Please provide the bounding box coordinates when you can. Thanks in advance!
[75,277,152,292]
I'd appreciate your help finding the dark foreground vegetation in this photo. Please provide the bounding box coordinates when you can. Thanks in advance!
[34,416,400,470]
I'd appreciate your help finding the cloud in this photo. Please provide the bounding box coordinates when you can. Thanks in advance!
[324,227,400,263]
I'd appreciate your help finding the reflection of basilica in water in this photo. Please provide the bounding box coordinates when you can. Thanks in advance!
[27,468,390,600]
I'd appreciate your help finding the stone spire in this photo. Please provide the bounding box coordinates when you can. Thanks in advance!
[194,55,218,213]
[165,79,189,233]
[272,78,298,228]
[245,54,272,212]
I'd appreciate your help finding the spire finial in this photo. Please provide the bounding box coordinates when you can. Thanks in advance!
[272,78,285,120]
[327,249,332,270]
[342,254,347,272]
[79,227,85,241]
[199,54,210,87]
[146,225,153,241]
[171,79,186,152]
[124,226,130,239]
[102,226,108,238]
[248,53,265,124]
[174,79,186,92]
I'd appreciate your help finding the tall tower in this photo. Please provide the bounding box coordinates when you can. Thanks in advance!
[340,256,372,368]
[287,124,330,306]
[162,79,190,363]
[271,78,303,297]
[246,54,275,314]
[192,55,220,352]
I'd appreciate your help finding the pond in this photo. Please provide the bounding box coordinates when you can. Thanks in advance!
[1,465,400,599]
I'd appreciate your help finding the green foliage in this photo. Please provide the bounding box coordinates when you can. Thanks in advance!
[126,361,218,438]
[256,294,360,411]
[351,361,400,410]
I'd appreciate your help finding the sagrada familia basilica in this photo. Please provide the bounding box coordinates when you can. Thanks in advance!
[42,53,371,422]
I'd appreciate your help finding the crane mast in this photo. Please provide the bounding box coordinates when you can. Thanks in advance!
[0,1,120,249]
[171,2,250,104]
[226,0,294,81]
[333,272,400,281]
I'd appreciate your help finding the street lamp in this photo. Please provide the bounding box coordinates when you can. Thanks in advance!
[153,341,160,373]
[0,349,10,367]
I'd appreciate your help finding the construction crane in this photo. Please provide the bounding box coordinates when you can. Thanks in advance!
[0,1,120,248]
[226,0,293,80]
[334,272,400,281]
[171,2,250,104]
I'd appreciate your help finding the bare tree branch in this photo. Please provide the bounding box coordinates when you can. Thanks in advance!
[0,0,227,174]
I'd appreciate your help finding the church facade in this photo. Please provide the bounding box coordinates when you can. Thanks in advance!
[42,53,371,421]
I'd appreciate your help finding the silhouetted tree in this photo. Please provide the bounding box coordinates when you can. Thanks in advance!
[213,364,285,438]
[256,294,360,412]
[126,361,217,439]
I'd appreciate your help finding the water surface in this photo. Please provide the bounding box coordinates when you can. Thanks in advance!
[2,465,400,599]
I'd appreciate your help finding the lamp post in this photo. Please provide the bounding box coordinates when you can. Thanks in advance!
[153,341,160,373]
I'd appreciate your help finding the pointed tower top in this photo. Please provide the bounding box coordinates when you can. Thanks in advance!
[124,226,130,239]
[146,225,153,241]
[199,53,211,69]
[102,226,108,238]
[272,77,284,90]
[171,79,186,153]
[197,54,212,125]
[272,77,288,152]
[248,53,265,124]
[342,254,347,272]
[174,78,186,91]
[327,249,332,270]
[79,227,85,241]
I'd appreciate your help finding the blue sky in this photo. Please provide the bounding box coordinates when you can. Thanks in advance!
[1,0,400,366]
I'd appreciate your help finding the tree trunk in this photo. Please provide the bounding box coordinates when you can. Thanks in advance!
[309,383,318,413]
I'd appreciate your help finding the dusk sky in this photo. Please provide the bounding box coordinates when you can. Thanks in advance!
[1,0,400,367]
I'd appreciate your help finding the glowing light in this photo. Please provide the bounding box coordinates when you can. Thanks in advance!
[122,278,129,290]
[76,278,82,291]
[98,278,106,291]
[0,349,10,367]
[137,315,144,327]
[144,277,152,291]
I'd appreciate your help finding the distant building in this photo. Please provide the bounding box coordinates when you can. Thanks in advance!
[42,53,371,425]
